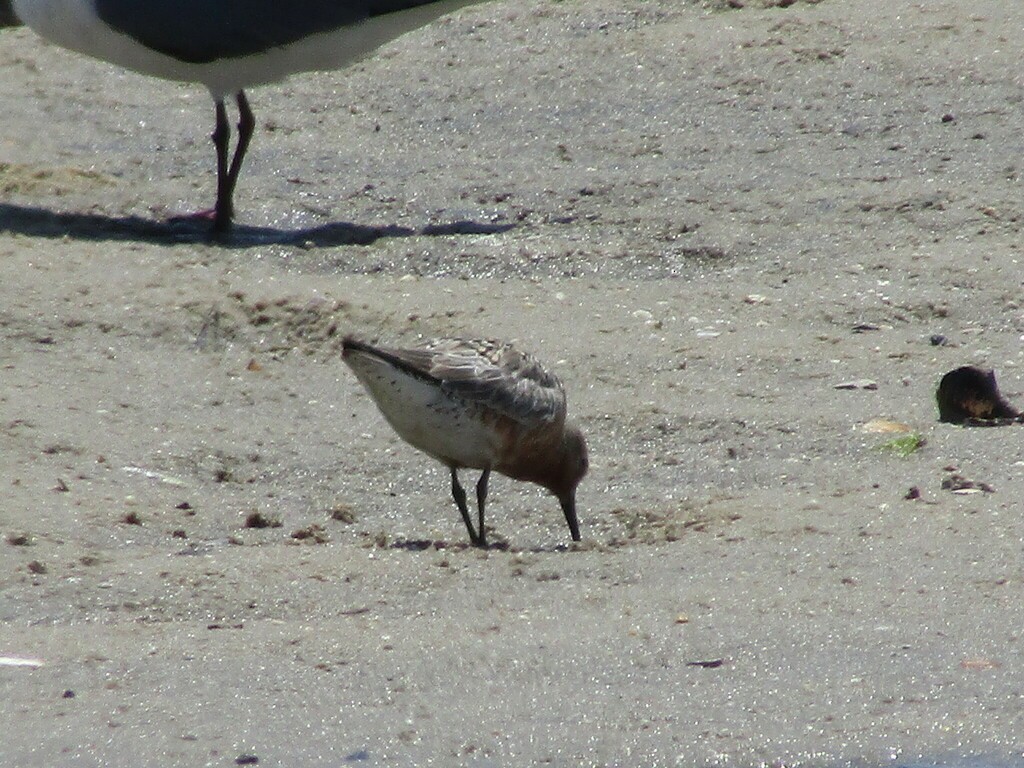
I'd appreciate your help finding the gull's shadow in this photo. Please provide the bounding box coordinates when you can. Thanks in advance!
[386,537,577,554]
[0,203,515,247]
[387,537,511,553]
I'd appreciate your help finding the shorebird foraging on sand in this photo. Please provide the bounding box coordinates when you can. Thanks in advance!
[11,0,492,232]
[342,336,588,547]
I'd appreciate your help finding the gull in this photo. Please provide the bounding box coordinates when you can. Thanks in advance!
[342,336,588,547]
[11,0,492,231]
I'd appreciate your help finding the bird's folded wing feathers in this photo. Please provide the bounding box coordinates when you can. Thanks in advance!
[389,340,567,427]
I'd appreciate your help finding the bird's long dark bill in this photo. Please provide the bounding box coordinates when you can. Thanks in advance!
[561,495,581,542]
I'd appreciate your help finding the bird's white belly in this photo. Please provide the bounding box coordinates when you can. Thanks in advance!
[352,365,498,470]
[13,0,474,98]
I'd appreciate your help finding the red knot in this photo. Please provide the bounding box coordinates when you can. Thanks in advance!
[342,336,588,547]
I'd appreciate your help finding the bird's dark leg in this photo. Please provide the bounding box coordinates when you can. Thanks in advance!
[212,91,253,233]
[450,468,481,545]
[211,98,233,232]
[222,91,254,231]
[475,468,490,548]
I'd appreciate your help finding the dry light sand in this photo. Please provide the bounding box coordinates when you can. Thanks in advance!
[2,0,1024,765]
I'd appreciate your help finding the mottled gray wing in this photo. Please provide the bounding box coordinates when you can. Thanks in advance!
[95,0,479,63]
[421,339,568,427]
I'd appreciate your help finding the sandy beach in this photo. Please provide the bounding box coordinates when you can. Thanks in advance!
[2,0,1024,765]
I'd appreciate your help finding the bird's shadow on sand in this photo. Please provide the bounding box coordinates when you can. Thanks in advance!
[386,537,576,555]
[0,203,514,247]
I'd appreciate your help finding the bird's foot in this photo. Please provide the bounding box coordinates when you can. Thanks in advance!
[165,207,232,234]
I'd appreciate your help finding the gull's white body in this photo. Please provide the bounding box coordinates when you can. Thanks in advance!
[13,0,484,97]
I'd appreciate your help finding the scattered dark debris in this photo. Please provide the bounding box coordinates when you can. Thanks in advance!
[687,658,725,669]
[122,512,142,526]
[235,755,260,766]
[42,443,81,455]
[936,366,1021,424]
[386,539,438,551]
[852,323,880,333]
[62,689,75,699]
[175,501,193,511]
[607,506,716,545]
[339,607,371,617]
[904,486,921,501]
[27,560,46,575]
[208,623,244,630]
[244,511,281,529]
[329,504,357,524]
[53,478,70,493]
[6,533,31,546]
[712,0,820,8]
[941,473,995,495]
[929,334,949,346]
[170,529,187,539]
[291,524,330,544]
